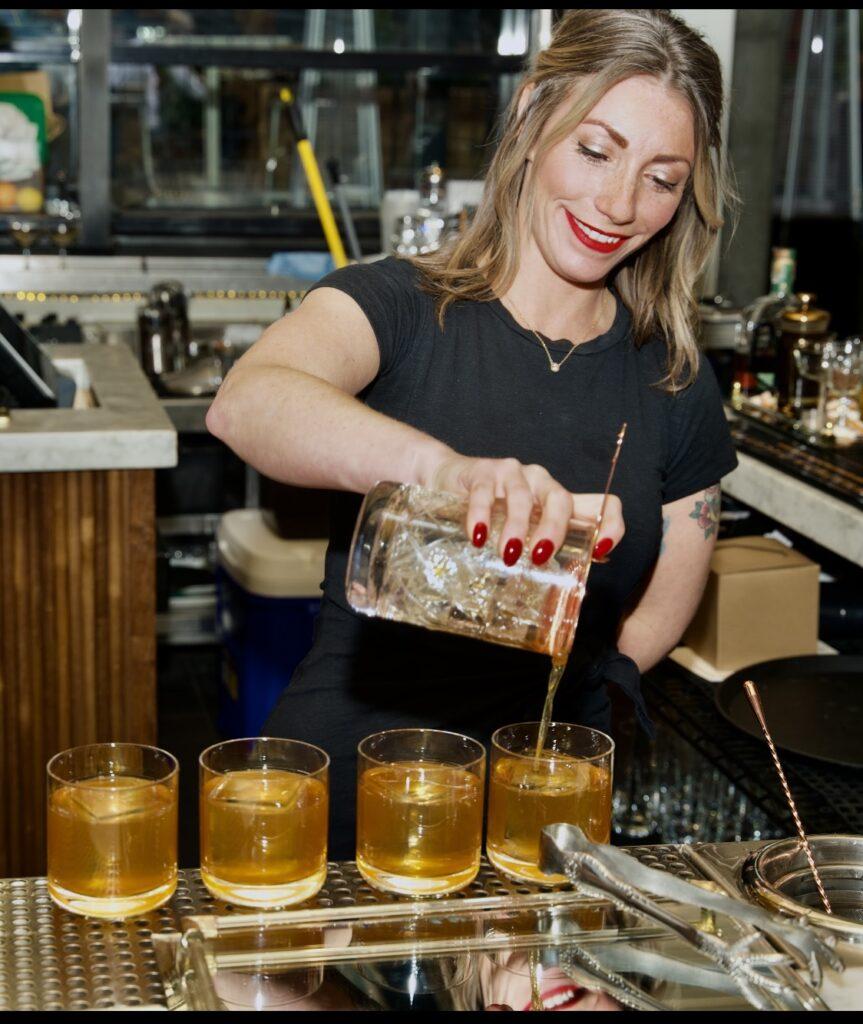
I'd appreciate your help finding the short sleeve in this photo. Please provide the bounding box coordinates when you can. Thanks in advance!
[305,257,425,376]
[662,357,738,503]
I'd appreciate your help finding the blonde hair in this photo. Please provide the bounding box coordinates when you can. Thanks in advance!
[412,9,736,390]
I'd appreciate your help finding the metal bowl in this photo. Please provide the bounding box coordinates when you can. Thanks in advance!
[743,835,863,942]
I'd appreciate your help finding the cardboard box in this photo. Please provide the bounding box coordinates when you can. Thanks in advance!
[682,537,819,672]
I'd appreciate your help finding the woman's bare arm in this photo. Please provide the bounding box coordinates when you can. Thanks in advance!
[616,485,720,672]
[205,286,453,493]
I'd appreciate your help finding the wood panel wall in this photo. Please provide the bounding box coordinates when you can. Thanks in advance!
[0,469,157,877]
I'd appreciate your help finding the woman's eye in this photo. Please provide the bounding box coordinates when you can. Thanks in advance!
[650,176,679,193]
[577,143,607,163]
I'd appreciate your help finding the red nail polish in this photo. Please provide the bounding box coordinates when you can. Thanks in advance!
[531,539,554,565]
[503,538,523,566]
[593,537,614,560]
[472,522,488,548]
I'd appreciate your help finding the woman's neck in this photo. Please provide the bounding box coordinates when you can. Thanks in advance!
[500,245,612,344]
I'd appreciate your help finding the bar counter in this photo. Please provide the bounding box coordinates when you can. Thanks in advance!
[722,404,863,568]
[0,343,177,878]
[1,839,849,1012]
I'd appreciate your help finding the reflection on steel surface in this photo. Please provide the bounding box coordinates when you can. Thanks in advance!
[1,846,845,1011]
[744,835,863,943]
[539,823,841,1010]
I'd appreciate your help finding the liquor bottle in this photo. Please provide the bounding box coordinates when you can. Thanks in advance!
[743,248,798,392]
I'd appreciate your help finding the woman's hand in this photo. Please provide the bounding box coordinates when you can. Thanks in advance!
[423,453,624,566]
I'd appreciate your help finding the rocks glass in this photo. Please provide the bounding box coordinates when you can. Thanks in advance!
[356,728,485,896]
[47,743,179,918]
[200,737,329,908]
[486,723,613,885]
[346,482,596,660]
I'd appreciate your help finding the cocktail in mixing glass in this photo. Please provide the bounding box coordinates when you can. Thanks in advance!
[346,426,626,660]
[346,484,597,659]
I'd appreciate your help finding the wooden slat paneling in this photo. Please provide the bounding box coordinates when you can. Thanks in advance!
[0,469,157,876]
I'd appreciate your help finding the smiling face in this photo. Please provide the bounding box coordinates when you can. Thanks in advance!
[522,75,696,285]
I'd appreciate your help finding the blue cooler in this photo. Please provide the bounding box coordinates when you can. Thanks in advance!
[216,510,327,737]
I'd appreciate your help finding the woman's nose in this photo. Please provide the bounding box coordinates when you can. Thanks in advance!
[594,172,638,227]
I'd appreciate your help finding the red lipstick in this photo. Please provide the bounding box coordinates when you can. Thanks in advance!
[565,210,629,254]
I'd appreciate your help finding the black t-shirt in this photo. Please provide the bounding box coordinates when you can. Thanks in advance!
[310,256,736,639]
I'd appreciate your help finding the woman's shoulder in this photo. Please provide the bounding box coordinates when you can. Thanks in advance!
[306,257,432,374]
[310,255,425,299]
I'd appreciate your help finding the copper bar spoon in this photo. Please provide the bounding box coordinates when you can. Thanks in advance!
[743,679,832,915]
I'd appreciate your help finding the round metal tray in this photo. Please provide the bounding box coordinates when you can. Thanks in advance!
[743,834,863,942]
[715,655,863,769]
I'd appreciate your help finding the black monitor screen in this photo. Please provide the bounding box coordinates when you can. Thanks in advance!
[0,302,58,408]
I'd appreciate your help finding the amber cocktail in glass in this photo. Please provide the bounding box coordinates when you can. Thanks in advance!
[487,723,613,885]
[47,743,178,918]
[356,729,485,896]
[200,737,329,908]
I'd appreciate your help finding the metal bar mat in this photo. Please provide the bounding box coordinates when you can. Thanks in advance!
[0,847,701,1011]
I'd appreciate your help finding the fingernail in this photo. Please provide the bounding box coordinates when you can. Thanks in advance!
[531,538,554,565]
[472,522,488,548]
[503,538,523,566]
[592,537,614,560]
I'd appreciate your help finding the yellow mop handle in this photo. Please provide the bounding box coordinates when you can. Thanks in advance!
[297,139,348,268]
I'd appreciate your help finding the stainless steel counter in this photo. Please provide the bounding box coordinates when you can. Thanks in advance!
[0,843,741,1011]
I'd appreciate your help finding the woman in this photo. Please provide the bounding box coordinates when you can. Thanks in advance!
[207,9,738,858]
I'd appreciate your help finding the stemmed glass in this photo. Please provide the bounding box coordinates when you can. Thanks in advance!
[823,336,863,435]
[9,219,40,268]
[45,197,82,268]
[792,339,832,439]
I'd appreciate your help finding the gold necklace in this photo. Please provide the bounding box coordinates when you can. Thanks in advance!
[505,293,606,373]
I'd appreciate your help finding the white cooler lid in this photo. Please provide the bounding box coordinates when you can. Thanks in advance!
[217,509,328,598]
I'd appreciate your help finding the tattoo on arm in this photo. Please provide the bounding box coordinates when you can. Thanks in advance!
[689,485,720,539]
[659,515,670,555]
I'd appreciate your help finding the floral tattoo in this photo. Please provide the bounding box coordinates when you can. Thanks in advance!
[689,485,720,539]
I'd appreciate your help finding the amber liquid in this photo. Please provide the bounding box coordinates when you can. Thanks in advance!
[201,768,328,907]
[534,656,567,760]
[486,755,612,884]
[47,777,177,917]
[356,762,483,895]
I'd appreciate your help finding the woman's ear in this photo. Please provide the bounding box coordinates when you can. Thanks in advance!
[516,82,536,123]
[516,83,539,163]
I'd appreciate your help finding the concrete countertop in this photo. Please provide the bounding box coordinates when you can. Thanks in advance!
[722,449,863,568]
[0,342,177,472]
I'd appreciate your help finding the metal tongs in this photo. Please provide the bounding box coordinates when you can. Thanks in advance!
[539,824,844,1011]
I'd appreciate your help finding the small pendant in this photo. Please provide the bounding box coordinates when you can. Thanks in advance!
[550,363,560,372]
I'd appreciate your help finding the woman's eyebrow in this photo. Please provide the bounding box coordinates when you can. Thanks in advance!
[582,118,628,147]
[581,118,691,167]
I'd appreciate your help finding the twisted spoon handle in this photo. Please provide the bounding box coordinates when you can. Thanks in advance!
[743,680,832,915]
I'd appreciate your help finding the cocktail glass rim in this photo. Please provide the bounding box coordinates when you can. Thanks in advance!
[199,735,330,776]
[357,727,486,770]
[47,741,178,790]
[491,722,614,765]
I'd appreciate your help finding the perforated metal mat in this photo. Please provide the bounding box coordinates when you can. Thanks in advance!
[0,848,705,1011]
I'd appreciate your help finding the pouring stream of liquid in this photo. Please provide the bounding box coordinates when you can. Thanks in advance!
[533,425,627,763]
